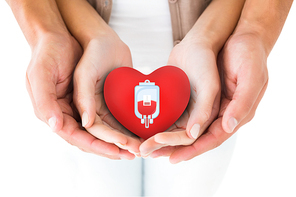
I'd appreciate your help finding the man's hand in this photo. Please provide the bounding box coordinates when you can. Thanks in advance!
[26,33,82,133]
[150,33,269,163]
[26,33,135,159]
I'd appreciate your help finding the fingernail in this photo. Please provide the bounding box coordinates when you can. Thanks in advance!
[115,143,126,149]
[142,152,152,158]
[190,124,200,139]
[48,117,56,131]
[227,117,238,133]
[82,112,89,127]
[128,150,141,157]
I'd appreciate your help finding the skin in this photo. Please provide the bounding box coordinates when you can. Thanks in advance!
[7,0,135,160]
[55,0,245,159]
[55,0,142,158]
[139,0,246,157]
[147,0,294,163]
[7,0,293,162]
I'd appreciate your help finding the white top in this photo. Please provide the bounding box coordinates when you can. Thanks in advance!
[108,0,174,74]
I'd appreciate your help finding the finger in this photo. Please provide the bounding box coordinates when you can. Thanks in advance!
[231,81,268,131]
[139,130,190,157]
[86,114,128,146]
[26,69,63,132]
[222,69,268,133]
[100,112,141,155]
[168,84,267,164]
[169,118,232,164]
[139,136,165,157]
[56,113,121,157]
[73,58,97,128]
[118,149,136,160]
[186,82,220,140]
[154,129,195,146]
[150,146,177,158]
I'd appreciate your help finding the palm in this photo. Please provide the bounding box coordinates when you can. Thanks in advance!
[158,34,269,163]
[73,38,142,156]
[166,45,220,140]
[139,43,221,157]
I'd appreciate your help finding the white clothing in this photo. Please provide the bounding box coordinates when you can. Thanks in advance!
[0,1,237,197]
[99,0,237,196]
[109,0,174,74]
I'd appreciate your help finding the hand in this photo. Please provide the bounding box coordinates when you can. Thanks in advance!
[26,32,81,133]
[139,40,221,159]
[73,33,142,157]
[152,33,268,163]
[26,33,134,160]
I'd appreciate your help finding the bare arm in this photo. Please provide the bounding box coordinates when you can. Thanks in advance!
[55,0,115,49]
[55,0,141,155]
[7,0,70,47]
[234,0,294,55]
[140,0,246,159]
[184,0,246,55]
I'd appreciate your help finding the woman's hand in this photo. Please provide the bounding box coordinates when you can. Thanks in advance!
[139,40,221,158]
[139,0,245,160]
[54,0,141,158]
[151,33,268,163]
[73,33,142,158]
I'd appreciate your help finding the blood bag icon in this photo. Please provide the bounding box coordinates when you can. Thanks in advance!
[134,80,160,128]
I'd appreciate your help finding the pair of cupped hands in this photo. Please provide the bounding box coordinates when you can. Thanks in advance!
[26,30,268,164]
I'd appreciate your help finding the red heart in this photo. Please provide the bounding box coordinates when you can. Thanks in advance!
[104,66,190,139]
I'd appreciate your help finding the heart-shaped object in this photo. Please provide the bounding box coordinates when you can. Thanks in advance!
[104,66,190,139]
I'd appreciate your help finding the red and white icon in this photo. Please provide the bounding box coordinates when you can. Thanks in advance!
[134,80,160,128]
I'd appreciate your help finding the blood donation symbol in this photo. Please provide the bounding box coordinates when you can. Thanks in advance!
[134,80,160,128]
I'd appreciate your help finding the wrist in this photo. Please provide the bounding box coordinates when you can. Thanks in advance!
[233,0,293,56]
[181,30,221,57]
[55,0,118,50]
[78,25,118,50]
[181,0,245,57]
[234,19,274,56]
[9,0,69,48]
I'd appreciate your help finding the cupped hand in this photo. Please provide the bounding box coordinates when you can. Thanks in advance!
[73,33,142,157]
[140,40,221,158]
[26,33,82,133]
[152,33,269,163]
[26,33,134,160]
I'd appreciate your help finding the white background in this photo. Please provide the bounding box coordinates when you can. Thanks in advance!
[0,1,295,197]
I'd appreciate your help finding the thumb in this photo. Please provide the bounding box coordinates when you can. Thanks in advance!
[26,71,63,133]
[73,65,97,129]
[186,84,220,140]
[222,71,267,133]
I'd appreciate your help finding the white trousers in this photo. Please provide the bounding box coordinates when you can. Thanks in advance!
[58,133,236,197]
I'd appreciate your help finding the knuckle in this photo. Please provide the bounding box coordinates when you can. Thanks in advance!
[201,109,212,123]
[213,140,223,149]
[65,135,75,146]
[211,132,224,150]
[242,102,253,115]
[33,108,42,121]
[211,80,221,94]
[246,111,256,124]
[73,93,87,111]
[78,147,90,153]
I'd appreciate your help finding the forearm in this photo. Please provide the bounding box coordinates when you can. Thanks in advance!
[234,0,293,55]
[7,0,69,48]
[184,0,246,55]
[55,0,115,49]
